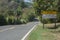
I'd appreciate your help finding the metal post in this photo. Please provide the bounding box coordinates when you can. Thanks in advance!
[43,21,44,29]
[55,18,56,28]
[41,14,44,29]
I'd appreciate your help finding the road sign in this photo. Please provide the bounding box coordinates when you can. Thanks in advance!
[42,14,56,19]
[41,11,57,14]
[41,11,57,19]
[41,11,57,29]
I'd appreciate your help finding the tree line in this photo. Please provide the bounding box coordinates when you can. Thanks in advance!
[33,0,60,23]
[0,0,35,25]
[0,0,60,25]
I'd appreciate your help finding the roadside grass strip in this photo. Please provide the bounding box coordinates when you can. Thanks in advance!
[27,24,60,40]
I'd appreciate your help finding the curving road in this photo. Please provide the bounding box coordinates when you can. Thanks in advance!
[0,21,39,40]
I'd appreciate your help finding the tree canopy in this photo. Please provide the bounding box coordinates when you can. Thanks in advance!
[33,0,59,16]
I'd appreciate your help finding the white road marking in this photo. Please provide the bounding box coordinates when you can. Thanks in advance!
[21,24,38,40]
[0,27,15,32]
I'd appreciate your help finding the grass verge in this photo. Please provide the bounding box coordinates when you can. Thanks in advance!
[27,24,60,40]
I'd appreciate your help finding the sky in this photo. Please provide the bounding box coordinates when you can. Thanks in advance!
[24,0,31,2]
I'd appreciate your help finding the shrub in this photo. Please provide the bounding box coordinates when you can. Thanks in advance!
[20,12,35,23]
[42,19,51,24]
[21,14,29,23]
[16,17,22,24]
[0,14,7,25]
[6,16,15,24]
[28,13,35,21]
[57,12,60,22]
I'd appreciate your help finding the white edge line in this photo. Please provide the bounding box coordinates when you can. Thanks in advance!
[21,24,37,40]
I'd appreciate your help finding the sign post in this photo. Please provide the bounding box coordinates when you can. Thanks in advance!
[41,11,57,29]
[55,18,57,28]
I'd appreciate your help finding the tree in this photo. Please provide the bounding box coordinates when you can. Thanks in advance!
[58,0,60,11]
[33,0,59,23]
[33,0,58,16]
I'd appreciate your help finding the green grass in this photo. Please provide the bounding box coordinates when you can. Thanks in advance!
[27,25,59,40]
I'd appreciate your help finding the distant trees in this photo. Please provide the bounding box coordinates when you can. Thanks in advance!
[0,0,35,25]
[33,0,60,23]
[0,0,23,25]
[33,0,58,15]
[58,0,60,11]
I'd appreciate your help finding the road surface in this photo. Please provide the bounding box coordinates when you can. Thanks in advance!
[0,21,39,40]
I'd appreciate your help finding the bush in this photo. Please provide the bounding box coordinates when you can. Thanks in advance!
[20,12,35,23]
[21,14,29,24]
[6,16,15,24]
[6,16,22,25]
[57,12,60,22]
[0,14,7,25]
[16,17,22,24]
[42,19,51,24]
[28,13,35,21]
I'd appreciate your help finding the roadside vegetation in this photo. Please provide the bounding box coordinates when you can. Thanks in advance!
[27,0,60,40]
[27,24,60,40]
[0,0,60,40]
[0,0,60,25]
[0,0,35,25]
[33,0,60,23]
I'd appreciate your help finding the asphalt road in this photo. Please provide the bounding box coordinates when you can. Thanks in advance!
[0,21,39,40]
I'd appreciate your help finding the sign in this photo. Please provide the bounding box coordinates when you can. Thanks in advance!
[41,11,57,29]
[41,11,57,14]
[41,11,57,19]
[42,14,56,19]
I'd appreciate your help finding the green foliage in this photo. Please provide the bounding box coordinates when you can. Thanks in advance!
[33,0,58,15]
[0,0,35,25]
[0,14,7,25]
[20,0,28,8]
[33,0,60,23]
[42,19,55,24]
[6,16,15,24]
[0,0,23,25]
[6,10,14,16]
[21,12,35,23]
[57,12,60,22]
[16,6,22,16]
[16,18,21,24]
[28,13,35,21]
[21,13,30,24]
